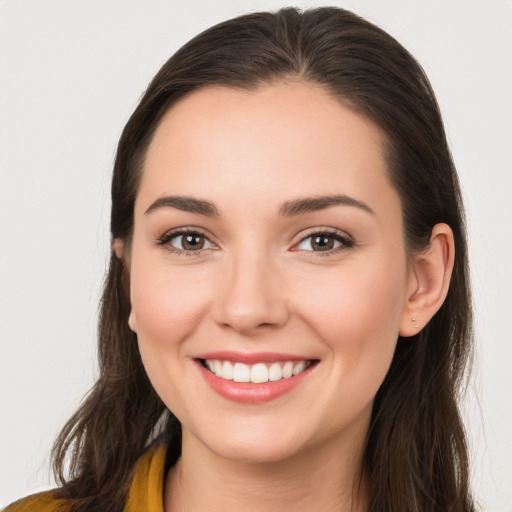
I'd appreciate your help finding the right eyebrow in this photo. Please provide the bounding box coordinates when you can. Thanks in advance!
[278,194,375,217]
[144,196,221,217]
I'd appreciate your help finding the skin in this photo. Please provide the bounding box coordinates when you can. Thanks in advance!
[117,81,454,511]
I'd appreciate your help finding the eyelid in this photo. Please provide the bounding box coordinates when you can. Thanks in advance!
[156,226,219,250]
[291,227,355,253]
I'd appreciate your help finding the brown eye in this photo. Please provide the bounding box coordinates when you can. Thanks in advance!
[311,235,334,251]
[183,234,204,250]
[295,231,353,253]
[169,232,213,251]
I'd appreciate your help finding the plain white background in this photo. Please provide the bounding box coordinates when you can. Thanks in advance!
[1,0,511,509]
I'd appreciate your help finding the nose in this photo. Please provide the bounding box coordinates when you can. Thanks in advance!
[213,249,289,335]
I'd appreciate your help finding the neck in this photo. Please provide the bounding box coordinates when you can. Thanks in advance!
[164,427,368,512]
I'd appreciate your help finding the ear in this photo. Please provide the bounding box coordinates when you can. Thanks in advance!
[399,223,455,337]
[113,238,125,260]
[128,309,138,333]
[112,238,138,333]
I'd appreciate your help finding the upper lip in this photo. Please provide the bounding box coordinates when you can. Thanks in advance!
[195,351,315,364]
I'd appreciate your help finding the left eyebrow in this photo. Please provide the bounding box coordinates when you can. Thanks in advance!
[278,195,375,217]
[144,195,220,217]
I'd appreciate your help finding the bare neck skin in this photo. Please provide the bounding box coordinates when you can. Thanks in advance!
[164,410,369,512]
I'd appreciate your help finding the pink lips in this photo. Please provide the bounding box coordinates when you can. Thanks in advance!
[196,351,310,364]
[195,351,317,404]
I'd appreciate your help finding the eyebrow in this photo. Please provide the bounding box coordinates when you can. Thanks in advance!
[144,193,374,218]
[278,195,375,217]
[145,196,221,217]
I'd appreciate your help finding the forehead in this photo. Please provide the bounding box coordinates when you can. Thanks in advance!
[138,81,398,219]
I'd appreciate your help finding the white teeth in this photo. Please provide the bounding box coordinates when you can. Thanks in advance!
[233,362,250,382]
[204,359,312,383]
[221,361,234,380]
[268,362,282,381]
[213,360,223,375]
[250,363,269,383]
[282,361,293,379]
[292,361,306,376]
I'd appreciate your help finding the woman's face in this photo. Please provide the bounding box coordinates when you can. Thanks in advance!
[128,82,416,463]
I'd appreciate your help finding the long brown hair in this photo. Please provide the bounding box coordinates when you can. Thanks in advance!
[52,7,474,511]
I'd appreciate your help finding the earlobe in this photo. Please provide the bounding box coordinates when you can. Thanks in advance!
[399,223,455,337]
[113,237,136,331]
[113,237,132,282]
[128,309,138,333]
[113,238,124,260]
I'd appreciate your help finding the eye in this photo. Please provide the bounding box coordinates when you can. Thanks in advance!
[295,231,353,253]
[158,230,216,252]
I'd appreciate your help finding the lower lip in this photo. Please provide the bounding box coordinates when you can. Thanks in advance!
[196,361,316,404]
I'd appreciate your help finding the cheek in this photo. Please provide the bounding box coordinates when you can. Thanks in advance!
[289,261,407,431]
[130,260,212,351]
[291,256,407,378]
[297,267,404,338]
[129,260,214,414]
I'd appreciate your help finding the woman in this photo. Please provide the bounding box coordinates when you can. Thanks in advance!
[6,6,475,512]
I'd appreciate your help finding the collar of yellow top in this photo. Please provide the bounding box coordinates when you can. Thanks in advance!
[3,445,168,512]
[124,444,167,512]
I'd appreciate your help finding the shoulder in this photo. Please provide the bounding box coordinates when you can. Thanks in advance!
[124,443,168,511]
[3,491,71,512]
[4,444,168,512]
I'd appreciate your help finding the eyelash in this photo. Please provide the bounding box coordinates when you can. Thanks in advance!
[156,228,354,256]
[156,228,215,255]
[293,228,355,255]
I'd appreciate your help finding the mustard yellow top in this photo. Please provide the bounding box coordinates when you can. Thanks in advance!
[3,444,167,512]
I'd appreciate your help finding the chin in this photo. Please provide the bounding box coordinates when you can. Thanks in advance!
[190,421,316,464]
[214,440,304,464]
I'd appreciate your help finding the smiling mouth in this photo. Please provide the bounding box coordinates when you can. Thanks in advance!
[199,359,317,384]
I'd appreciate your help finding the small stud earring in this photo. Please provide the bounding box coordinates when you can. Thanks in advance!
[411,318,419,329]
